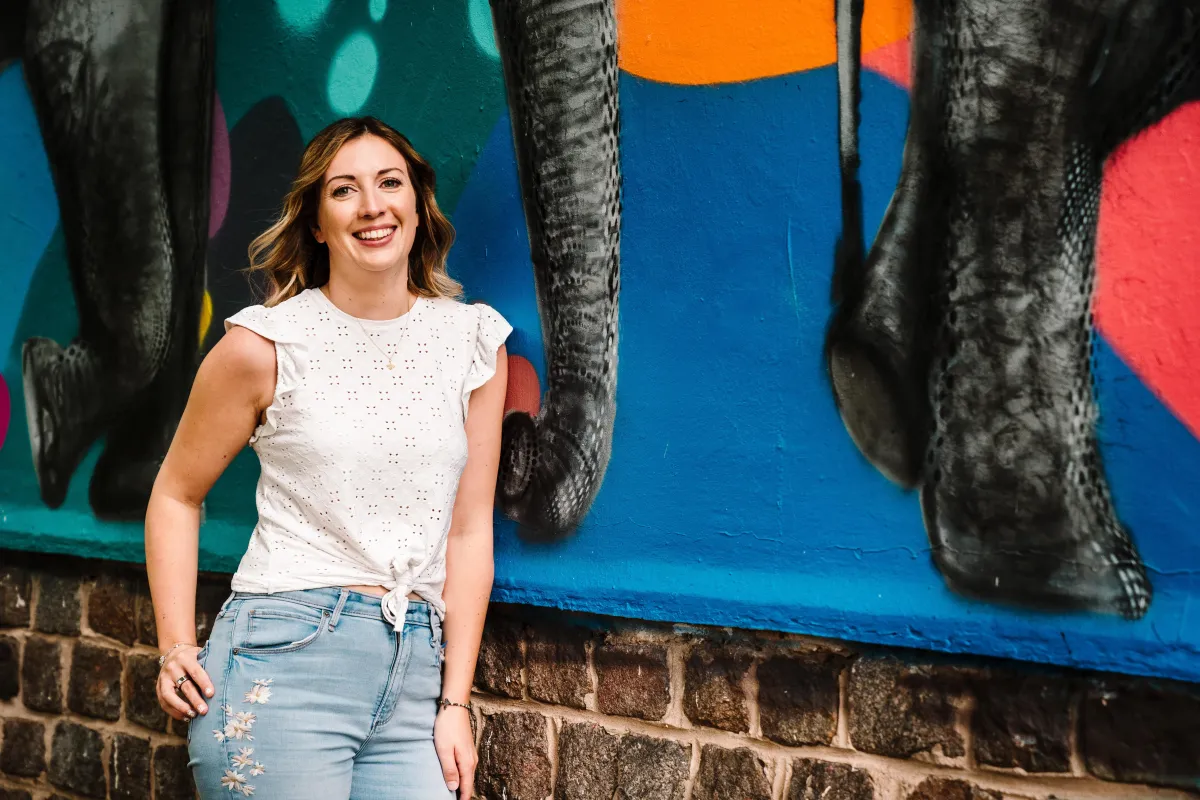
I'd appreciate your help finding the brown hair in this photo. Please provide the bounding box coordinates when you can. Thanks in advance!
[247,116,461,306]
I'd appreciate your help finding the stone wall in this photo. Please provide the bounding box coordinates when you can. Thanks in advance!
[0,550,1197,800]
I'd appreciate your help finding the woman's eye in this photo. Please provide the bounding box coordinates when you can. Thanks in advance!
[381,178,402,189]
[331,185,352,197]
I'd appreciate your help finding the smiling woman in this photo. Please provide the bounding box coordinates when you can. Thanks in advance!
[144,116,508,798]
[245,117,460,307]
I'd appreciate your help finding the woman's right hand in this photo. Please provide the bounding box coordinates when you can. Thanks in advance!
[156,645,216,721]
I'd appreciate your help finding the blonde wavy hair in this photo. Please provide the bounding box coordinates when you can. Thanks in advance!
[247,116,461,306]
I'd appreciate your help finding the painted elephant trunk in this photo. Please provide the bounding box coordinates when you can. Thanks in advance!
[831,0,1200,618]
[489,0,621,539]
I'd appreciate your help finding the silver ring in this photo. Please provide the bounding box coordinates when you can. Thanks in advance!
[175,675,191,688]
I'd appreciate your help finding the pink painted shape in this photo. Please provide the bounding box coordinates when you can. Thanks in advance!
[863,35,911,89]
[209,92,231,239]
[1096,101,1200,438]
[0,374,9,451]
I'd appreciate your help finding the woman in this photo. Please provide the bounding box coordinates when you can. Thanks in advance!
[144,116,508,799]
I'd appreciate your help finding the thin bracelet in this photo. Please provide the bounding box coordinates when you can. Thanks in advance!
[438,698,473,713]
[157,642,197,668]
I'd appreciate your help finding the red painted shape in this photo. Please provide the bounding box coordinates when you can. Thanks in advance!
[0,374,9,451]
[862,35,911,89]
[505,355,541,417]
[1096,101,1200,437]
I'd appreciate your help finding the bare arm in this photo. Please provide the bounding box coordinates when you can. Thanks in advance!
[436,344,507,796]
[144,326,274,719]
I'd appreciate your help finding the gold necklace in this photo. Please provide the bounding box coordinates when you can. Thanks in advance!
[353,296,414,370]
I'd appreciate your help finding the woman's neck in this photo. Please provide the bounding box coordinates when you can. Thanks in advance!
[321,269,414,320]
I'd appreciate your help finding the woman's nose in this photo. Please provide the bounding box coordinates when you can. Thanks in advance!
[359,187,385,217]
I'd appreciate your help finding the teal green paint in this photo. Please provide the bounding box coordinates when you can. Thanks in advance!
[214,0,506,213]
[369,0,387,23]
[275,0,333,33]
[327,31,379,115]
[468,0,499,60]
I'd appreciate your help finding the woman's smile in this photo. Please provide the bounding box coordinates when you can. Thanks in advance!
[353,224,398,247]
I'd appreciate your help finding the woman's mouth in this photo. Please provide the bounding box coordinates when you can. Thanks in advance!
[353,226,397,246]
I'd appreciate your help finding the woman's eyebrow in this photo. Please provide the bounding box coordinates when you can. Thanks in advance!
[327,167,405,183]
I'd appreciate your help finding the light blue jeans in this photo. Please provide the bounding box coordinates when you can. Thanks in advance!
[187,587,455,799]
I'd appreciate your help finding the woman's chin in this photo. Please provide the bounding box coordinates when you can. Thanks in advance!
[336,253,410,276]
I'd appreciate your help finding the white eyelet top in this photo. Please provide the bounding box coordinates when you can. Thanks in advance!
[222,287,512,630]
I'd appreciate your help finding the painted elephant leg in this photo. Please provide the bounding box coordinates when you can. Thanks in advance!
[825,0,941,487]
[922,0,1200,619]
[21,0,184,510]
[89,0,214,519]
[489,0,621,539]
[834,0,1199,617]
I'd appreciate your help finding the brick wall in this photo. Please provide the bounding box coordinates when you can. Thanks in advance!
[1,550,1197,800]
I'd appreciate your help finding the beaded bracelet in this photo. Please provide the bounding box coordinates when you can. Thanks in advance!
[437,698,473,713]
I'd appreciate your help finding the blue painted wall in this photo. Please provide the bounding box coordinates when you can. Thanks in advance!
[2,0,1198,683]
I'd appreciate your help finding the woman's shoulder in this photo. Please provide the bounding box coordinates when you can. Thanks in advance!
[207,322,278,383]
[224,290,316,343]
[420,295,511,335]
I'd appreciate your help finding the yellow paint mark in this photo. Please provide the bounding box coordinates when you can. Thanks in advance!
[618,0,911,85]
[199,290,213,347]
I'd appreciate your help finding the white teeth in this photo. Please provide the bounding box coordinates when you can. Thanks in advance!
[355,228,394,241]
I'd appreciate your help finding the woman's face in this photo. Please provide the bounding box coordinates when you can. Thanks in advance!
[314,133,420,279]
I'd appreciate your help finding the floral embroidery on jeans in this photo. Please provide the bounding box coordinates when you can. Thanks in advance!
[223,717,254,741]
[220,770,250,794]
[213,680,272,794]
[245,678,273,705]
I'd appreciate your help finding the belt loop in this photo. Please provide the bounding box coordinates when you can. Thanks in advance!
[329,589,350,631]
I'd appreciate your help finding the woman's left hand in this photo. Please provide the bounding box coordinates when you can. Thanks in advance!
[434,705,477,798]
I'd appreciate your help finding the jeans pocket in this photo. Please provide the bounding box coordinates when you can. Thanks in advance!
[196,638,211,668]
[234,602,328,655]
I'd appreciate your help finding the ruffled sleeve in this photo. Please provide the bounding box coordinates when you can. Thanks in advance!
[224,304,310,443]
[462,303,513,420]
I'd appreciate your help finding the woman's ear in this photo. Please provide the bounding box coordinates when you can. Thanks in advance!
[312,226,325,244]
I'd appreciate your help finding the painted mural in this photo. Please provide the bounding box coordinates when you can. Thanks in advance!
[828,0,1200,621]
[1,0,1199,683]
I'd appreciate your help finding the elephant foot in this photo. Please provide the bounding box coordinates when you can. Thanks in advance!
[827,330,925,487]
[825,91,936,489]
[922,168,1151,619]
[922,480,1151,619]
[499,409,609,541]
[21,337,110,508]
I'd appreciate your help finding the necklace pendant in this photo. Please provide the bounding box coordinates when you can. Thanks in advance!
[387,361,395,370]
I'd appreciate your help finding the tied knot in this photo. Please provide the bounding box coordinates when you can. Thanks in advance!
[380,552,427,632]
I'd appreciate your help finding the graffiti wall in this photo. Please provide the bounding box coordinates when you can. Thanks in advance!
[1,0,1198,683]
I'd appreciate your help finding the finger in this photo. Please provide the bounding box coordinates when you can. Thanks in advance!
[437,744,460,792]
[157,687,188,721]
[158,674,197,720]
[178,675,209,715]
[186,660,216,699]
[458,751,476,799]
